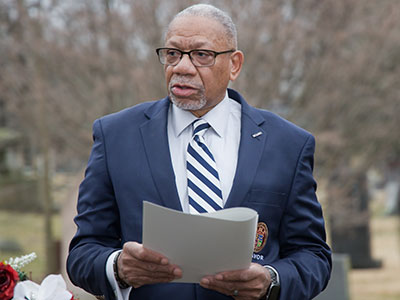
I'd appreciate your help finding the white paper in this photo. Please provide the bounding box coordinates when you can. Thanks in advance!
[142,201,258,283]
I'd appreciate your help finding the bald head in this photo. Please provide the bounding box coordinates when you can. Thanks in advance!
[166,4,238,49]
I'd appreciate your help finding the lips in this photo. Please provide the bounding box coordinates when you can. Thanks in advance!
[171,83,198,97]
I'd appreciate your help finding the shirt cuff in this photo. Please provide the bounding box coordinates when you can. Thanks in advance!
[106,250,132,300]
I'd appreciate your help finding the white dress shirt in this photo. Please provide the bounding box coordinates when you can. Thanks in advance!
[106,90,242,298]
[168,91,242,212]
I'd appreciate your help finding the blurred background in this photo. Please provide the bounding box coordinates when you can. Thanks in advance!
[0,0,399,299]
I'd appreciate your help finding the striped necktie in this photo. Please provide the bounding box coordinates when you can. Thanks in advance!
[187,119,223,214]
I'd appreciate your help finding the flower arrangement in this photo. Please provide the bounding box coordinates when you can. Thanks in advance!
[1,252,36,300]
[0,261,19,300]
[0,253,77,300]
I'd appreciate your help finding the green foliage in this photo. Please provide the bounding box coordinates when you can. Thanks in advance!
[17,270,28,281]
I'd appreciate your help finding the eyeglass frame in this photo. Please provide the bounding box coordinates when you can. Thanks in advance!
[156,47,236,67]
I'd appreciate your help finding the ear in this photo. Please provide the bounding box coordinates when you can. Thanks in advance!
[229,50,244,81]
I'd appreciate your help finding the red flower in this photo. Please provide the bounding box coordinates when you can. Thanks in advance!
[0,262,19,300]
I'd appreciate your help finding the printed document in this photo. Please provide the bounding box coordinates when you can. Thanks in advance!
[142,201,258,283]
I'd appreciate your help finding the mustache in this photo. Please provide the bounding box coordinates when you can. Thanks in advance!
[168,77,203,90]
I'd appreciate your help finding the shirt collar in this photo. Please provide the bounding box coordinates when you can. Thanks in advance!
[171,91,231,138]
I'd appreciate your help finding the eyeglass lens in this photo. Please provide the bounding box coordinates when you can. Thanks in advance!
[160,49,215,66]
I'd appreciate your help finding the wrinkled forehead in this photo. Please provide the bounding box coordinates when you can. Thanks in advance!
[165,16,230,50]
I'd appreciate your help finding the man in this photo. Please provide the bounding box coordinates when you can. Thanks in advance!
[67,4,331,300]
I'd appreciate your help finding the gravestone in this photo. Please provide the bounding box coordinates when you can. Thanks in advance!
[330,172,382,269]
[314,254,350,300]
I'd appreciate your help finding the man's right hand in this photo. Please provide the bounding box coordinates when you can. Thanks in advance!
[117,241,182,288]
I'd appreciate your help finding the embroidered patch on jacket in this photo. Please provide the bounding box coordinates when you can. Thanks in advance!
[254,222,268,253]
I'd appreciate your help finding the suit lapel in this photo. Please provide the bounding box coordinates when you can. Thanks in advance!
[225,89,267,208]
[140,98,182,211]
[138,90,266,211]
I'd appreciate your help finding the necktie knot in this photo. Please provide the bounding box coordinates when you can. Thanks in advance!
[192,119,210,137]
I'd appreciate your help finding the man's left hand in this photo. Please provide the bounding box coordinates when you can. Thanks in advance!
[200,263,270,299]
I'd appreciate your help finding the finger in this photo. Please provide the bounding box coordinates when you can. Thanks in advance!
[214,270,246,282]
[138,275,177,284]
[201,277,253,293]
[217,263,266,282]
[200,279,265,300]
[120,250,182,278]
[128,273,178,288]
[209,270,254,283]
[199,281,257,299]
[120,260,181,288]
[124,242,170,265]
[121,243,182,278]
[128,271,177,282]
[133,259,182,277]
[121,269,176,288]
[199,279,232,297]
[201,266,269,299]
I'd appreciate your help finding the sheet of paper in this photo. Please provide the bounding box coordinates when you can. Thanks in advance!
[142,201,258,283]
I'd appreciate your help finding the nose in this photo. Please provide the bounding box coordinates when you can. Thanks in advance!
[172,53,197,75]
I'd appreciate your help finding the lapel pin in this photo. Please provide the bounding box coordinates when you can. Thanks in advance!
[252,131,263,138]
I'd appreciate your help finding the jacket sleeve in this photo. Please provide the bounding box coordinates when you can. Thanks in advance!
[270,135,332,299]
[67,119,121,300]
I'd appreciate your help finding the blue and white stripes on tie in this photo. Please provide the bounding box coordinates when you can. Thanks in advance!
[187,119,223,214]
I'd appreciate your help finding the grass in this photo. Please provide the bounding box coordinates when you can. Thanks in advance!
[349,215,400,300]
[0,210,61,282]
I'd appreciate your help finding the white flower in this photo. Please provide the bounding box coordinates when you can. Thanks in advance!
[13,274,73,300]
[5,252,37,270]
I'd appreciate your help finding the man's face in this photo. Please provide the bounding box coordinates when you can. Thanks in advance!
[164,16,238,117]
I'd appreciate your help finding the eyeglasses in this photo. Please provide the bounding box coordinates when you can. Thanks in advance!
[156,47,236,67]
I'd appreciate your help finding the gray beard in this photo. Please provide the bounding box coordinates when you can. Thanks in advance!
[169,92,207,111]
[168,76,207,111]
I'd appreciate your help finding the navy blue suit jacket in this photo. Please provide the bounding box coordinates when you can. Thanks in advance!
[67,89,331,300]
